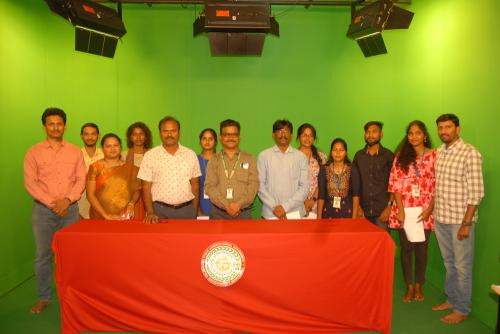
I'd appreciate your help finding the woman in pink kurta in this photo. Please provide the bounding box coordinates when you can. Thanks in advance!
[388,120,436,303]
[297,123,327,218]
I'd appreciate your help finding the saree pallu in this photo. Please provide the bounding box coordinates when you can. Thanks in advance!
[89,162,142,219]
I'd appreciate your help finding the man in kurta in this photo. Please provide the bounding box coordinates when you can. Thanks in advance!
[78,122,103,218]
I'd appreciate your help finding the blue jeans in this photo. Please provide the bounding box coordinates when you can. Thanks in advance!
[434,222,475,315]
[365,216,390,232]
[32,201,79,301]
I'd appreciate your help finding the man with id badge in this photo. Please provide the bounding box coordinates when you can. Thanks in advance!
[204,119,259,220]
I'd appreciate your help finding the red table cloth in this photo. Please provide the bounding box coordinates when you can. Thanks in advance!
[52,218,395,334]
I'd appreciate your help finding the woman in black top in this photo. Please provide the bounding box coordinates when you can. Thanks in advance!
[317,138,360,219]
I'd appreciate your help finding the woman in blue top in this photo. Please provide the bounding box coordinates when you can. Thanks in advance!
[197,128,217,216]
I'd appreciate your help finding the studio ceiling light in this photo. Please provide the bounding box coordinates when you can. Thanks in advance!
[45,0,127,58]
[48,0,414,59]
[346,0,414,57]
[193,0,279,56]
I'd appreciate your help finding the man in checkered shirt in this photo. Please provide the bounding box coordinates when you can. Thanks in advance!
[432,114,484,324]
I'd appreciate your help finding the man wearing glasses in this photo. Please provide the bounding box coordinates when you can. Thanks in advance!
[204,119,259,219]
[257,119,310,219]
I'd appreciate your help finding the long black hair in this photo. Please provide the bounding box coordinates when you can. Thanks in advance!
[297,123,323,165]
[395,120,432,173]
[126,122,152,149]
[327,138,351,165]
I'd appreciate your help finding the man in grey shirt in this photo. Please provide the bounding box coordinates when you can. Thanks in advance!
[257,119,310,219]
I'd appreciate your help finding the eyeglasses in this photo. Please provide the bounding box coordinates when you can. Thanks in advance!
[275,128,291,134]
[222,132,240,138]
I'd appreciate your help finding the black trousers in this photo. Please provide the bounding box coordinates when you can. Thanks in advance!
[398,229,432,285]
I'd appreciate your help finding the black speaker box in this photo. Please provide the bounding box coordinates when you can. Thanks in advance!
[208,32,265,56]
[75,27,119,58]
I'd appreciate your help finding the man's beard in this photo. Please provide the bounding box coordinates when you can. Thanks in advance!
[365,139,380,147]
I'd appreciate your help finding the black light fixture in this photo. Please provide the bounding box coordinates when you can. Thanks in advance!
[45,0,127,58]
[193,0,279,56]
[346,0,414,57]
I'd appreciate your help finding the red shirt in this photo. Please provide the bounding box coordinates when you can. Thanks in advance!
[24,140,86,207]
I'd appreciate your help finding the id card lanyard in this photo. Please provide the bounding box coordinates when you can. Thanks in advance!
[202,157,209,199]
[412,149,426,197]
[221,152,241,199]
[333,165,345,209]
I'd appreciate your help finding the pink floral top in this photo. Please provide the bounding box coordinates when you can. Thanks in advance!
[307,151,327,199]
[388,150,436,230]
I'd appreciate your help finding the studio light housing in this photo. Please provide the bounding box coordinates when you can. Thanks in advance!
[347,0,414,57]
[193,0,279,56]
[45,0,126,58]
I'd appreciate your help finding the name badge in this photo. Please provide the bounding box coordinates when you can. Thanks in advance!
[203,191,209,200]
[226,188,234,200]
[241,162,249,170]
[412,185,420,197]
[333,196,341,209]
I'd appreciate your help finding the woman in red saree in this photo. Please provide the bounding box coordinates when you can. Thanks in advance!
[87,133,142,220]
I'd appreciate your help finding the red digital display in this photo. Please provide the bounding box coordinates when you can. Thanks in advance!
[216,10,230,17]
[82,4,96,15]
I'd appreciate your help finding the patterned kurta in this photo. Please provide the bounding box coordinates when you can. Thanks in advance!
[388,150,436,230]
[307,151,327,199]
[318,163,360,218]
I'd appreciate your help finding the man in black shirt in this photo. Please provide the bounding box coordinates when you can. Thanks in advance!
[352,121,394,231]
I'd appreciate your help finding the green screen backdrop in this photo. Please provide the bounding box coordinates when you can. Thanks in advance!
[1,0,498,329]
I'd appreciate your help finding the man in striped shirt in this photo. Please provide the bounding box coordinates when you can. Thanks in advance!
[432,114,484,324]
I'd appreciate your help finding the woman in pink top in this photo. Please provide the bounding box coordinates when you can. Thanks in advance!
[388,120,436,303]
[297,123,327,218]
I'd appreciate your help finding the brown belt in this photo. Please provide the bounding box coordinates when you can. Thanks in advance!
[154,201,192,209]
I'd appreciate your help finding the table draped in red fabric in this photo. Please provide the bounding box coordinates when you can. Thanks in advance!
[52,218,395,334]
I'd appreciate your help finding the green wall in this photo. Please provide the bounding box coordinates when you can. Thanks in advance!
[1,0,498,329]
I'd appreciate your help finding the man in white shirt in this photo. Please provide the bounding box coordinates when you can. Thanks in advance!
[78,123,104,218]
[138,116,201,222]
[257,119,310,219]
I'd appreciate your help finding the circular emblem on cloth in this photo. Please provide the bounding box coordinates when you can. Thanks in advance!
[201,241,245,287]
